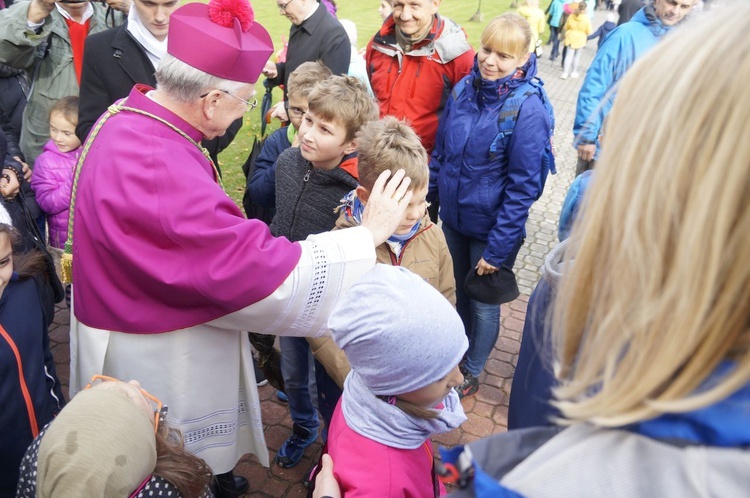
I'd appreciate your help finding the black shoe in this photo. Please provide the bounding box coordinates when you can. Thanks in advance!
[456,370,479,399]
[214,472,249,497]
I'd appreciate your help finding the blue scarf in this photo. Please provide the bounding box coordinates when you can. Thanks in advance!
[340,190,421,246]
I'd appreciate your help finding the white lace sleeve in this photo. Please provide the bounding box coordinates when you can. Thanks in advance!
[207,226,375,337]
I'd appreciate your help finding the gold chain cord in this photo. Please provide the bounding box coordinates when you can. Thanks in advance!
[61,99,222,284]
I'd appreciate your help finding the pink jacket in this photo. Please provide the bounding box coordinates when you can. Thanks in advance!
[327,401,445,497]
[31,140,78,249]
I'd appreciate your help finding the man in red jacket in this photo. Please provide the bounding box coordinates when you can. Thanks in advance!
[366,0,473,157]
[365,0,474,220]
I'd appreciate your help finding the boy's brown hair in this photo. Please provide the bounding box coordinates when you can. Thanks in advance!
[287,61,332,100]
[356,116,428,192]
[307,75,379,142]
[50,96,79,125]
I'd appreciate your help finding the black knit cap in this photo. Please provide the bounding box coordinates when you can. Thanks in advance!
[463,266,519,305]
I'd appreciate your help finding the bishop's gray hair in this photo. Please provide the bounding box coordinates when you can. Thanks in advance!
[155,54,248,104]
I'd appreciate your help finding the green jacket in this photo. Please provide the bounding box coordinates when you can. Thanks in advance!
[0,1,121,165]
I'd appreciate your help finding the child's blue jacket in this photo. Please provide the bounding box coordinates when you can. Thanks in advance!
[429,55,551,268]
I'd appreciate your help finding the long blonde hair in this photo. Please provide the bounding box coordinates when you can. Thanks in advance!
[552,4,750,427]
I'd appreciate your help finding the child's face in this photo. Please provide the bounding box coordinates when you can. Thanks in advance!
[398,364,464,408]
[49,112,81,153]
[287,94,309,132]
[477,45,529,81]
[0,234,13,298]
[394,184,428,235]
[378,0,393,20]
[298,109,356,171]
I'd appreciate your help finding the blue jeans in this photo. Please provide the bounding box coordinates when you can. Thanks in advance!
[443,224,523,378]
[549,26,561,60]
[279,336,319,432]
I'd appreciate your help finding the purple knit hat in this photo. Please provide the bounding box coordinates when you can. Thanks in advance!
[168,0,273,83]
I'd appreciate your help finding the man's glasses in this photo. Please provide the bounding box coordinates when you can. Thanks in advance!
[85,375,167,433]
[277,0,297,12]
[200,89,258,111]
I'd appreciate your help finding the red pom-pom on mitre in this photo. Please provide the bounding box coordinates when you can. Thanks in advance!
[208,0,255,32]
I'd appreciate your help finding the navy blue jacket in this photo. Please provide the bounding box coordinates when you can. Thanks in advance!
[430,56,551,267]
[247,126,293,209]
[0,276,64,496]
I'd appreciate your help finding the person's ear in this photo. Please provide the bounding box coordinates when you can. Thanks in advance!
[201,90,221,119]
[355,185,370,204]
[519,52,531,67]
[342,139,357,156]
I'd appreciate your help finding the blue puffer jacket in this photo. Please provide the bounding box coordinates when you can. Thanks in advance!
[429,55,551,268]
[573,6,672,156]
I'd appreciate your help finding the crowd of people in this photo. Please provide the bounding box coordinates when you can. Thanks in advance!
[1,0,744,496]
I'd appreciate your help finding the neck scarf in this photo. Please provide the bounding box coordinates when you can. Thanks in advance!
[395,15,435,52]
[127,7,167,69]
[342,370,466,449]
[340,190,420,255]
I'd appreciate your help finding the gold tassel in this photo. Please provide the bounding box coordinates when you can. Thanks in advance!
[61,252,73,284]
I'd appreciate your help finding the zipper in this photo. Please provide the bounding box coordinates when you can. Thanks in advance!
[0,324,39,437]
[290,164,313,237]
[388,224,432,266]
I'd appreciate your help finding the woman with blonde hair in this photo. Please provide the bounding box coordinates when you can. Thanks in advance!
[437,4,750,496]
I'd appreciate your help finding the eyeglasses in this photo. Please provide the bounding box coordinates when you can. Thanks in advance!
[85,375,167,433]
[287,105,307,118]
[200,89,258,111]
[277,0,297,12]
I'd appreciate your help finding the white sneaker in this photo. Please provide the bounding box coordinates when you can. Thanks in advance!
[560,73,568,80]
[571,72,580,79]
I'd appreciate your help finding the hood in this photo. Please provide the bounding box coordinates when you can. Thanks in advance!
[632,5,672,38]
[468,53,538,103]
[541,239,571,290]
[628,363,750,447]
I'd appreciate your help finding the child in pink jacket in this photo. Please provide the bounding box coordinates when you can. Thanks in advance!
[323,265,468,497]
[30,96,81,249]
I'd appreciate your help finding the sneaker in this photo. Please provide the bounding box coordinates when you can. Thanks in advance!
[560,73,569,80]
[456,370,479,399]
[253,357,268,387]
[276,423,318,468]
[571,72,580,79]
[276,390,288,402]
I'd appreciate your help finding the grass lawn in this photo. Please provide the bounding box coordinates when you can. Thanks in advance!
[212,0,545,206]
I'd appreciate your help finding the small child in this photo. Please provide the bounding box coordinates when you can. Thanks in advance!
[378,0,393,21]
[517,0,546,55]
[430,13,553,399]
[321,264,467,496]
[339,19,374,97]
[309,116,456,389]
[30,96,81,250]
[269,74,378,469]
[587,12,617,51]
[246,61,332,218]
[0,216,65,495]
[561,1,592,79]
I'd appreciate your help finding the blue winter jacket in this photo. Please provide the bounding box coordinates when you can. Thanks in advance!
[573,6,672,156]
[429,56,551,268]
[247,126,293,209]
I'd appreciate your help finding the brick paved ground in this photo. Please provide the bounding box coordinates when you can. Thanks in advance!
[47,10,609,497]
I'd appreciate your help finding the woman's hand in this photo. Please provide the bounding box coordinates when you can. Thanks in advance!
[361,169,412,246]
[313,454,341,498]
[476,257,498,276]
